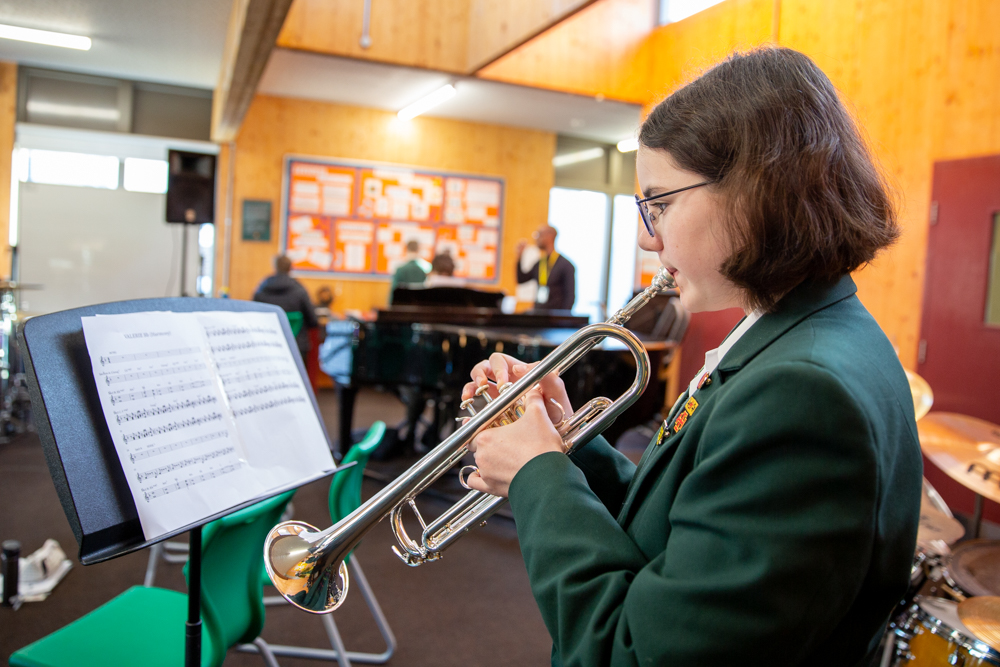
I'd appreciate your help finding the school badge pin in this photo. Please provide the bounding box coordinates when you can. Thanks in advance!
[673,397,699,434]
[655,421,667,446]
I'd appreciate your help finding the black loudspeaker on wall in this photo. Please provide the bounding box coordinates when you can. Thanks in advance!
[166,150,217,224]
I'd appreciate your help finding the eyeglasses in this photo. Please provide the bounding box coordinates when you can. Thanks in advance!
[635,181,714,237]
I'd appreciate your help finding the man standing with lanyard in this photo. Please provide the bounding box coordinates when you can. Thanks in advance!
[515,225,576,311]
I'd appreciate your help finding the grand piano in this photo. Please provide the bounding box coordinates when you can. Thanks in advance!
[327,289,685,457]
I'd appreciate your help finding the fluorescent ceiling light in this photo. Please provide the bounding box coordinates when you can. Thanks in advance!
[397,84,456,120]
[617,138,638,152]
[552,147,605,168]
[26,100,120,122]
[0,24,91,50]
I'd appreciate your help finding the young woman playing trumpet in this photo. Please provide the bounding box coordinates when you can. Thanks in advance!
[462,47,922,666]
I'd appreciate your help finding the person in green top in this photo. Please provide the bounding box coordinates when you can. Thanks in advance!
[461,47,921,666]
[389,239,430,304]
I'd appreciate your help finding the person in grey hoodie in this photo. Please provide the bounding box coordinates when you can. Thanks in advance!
[252,254,319,357]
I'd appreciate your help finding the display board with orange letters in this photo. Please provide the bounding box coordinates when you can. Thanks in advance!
[281,156,504,282]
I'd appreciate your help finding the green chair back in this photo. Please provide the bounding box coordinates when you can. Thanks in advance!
[329,422,386,526]
[286,311,304,337]
[187,490,295,667]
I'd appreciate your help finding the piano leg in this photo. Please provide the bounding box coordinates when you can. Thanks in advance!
[337,384,357,459]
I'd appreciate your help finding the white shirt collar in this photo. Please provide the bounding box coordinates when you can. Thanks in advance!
[687,311,762,396]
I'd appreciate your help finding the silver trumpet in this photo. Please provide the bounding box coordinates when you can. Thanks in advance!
[263,268,676,614]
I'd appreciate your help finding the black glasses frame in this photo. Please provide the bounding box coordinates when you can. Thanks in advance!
[635,181,714,236]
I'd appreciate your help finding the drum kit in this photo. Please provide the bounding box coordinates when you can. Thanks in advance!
[883,371,1000,666]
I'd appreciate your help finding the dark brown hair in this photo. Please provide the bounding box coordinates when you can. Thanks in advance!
[431,252,455,276]
[639,47,898,312]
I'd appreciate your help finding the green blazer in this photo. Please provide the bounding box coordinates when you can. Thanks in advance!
[508,275,922,667]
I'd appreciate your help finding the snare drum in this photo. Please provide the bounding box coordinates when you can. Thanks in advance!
[894,596,1000,666]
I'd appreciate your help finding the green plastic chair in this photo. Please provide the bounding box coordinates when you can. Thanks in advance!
[11,491,295,667]
[252,421,396,667]
[285,311,304,337]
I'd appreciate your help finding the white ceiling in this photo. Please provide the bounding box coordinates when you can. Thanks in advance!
[0,2,641,143]
[258,49,641,144]
[0,0,231,88]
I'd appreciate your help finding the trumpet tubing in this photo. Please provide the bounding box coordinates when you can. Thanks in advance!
[264,268,677,614]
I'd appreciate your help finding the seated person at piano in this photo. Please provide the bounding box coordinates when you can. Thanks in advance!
[424,252,466,288]
[460,46,922,666]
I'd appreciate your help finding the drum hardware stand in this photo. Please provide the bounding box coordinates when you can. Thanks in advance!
[973,494,985,539]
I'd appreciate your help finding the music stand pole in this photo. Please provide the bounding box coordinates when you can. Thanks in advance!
[185,526,202,667]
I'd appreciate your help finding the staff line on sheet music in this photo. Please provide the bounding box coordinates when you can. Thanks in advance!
[225,383,300,401]
[210,340,283,354]
[204,326,279,338]
[142,462,243,502]
[129,430,228,463]
[123,412,224,444]
[136,446,236,482]
[105,363,205,385]
[215,355,287,370]
[115,395,218,424]
[221,368,296,386]
[100,347,200,366]
[110,380,210,405]
[233,396,306,417]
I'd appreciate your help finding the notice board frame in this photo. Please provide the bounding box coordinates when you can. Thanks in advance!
[279,153,506,284]
[17,297,340,565]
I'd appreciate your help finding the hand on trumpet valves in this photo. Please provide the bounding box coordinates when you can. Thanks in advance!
[462,352,573,421]
[464,386,565,498]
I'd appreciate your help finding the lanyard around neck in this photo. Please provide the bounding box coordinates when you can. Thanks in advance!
[538,252,559,286]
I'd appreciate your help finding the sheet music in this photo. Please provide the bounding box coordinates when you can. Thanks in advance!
[82,310,335,539]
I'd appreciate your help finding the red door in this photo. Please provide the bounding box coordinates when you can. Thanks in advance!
[919,155,1000,519]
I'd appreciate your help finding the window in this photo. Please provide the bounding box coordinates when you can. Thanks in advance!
[123,157,168,193]
[27,149,119,189]
[548,188,609,321]
[658,0,726,24]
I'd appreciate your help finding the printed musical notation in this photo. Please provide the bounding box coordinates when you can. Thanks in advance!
[142,463,243,502]
[136,446,236,482]
[115,395,218,425]
[105,363,205,385]
[215,355,287,370]
[221,369,295,386]
[110,380,210,406]
[122,412,224,444]
[82,309,336,541]
[226,382,300,401]
[129,430,228,463]
[100,347,199,366]
[205,326,278,338]
[210,340,283,354]
[233,396,307,417]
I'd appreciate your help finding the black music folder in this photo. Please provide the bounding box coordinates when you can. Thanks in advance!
[18,298,341,565]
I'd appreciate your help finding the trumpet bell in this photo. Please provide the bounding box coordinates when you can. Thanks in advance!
[264,520,350,613]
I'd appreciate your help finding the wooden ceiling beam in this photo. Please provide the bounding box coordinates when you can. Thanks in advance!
[212,0,294,142]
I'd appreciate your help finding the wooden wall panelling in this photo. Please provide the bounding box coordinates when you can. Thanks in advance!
[466,0,597,72]
[277,0,472,73]
[0,61,16,278]
[476,0,657,103]
[227,94,555,313]
[639,0,775,105]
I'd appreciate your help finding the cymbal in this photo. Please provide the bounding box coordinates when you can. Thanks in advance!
[906,369,934,421]
[958,596,1000,651]
[919,412,1000,504]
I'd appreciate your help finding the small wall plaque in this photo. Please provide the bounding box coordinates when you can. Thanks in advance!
[242,200,272,241]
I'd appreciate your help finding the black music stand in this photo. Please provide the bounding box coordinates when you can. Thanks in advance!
[17,297,351,667]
